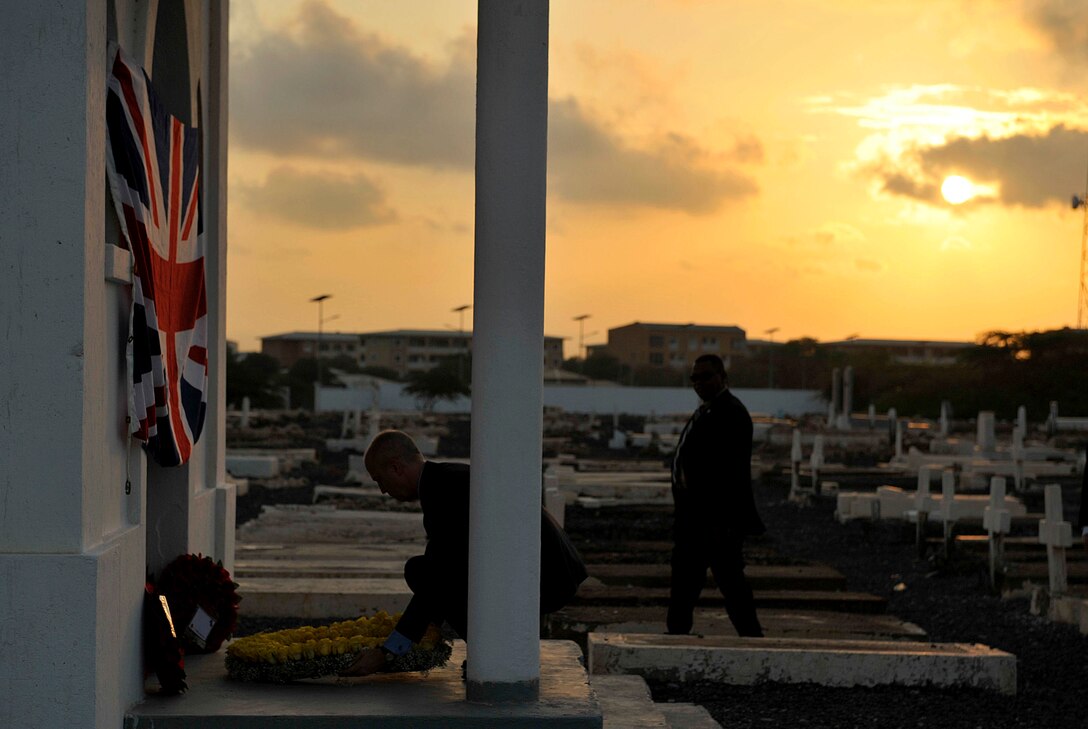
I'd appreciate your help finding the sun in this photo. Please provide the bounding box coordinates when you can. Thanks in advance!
[941,175,975,205]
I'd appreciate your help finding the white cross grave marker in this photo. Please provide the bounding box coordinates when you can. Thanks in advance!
[983,476,1011,590]
[810,433,825,495]
[939,469,958,558]
[1038,483,1072,595]
[912,466,935,557]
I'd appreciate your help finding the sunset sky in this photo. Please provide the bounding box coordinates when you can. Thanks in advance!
[225,0,1088,355]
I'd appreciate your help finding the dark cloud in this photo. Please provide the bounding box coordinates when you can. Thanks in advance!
[231,0,476,168]
[871,125,1088,208]
[237,166,396,229]
[549,98,758,213]
[1022,0,1088,63]
[232,0,759,214]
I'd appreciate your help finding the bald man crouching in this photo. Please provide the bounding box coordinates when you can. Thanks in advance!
[341,430,587,676]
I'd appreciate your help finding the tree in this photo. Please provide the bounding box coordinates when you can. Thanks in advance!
[403,363,471,412]
[226,352,283,408]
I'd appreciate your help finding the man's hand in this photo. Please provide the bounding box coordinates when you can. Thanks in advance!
[339,647,387,677]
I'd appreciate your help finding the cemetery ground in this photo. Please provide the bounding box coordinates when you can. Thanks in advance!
[228,421,1087,729]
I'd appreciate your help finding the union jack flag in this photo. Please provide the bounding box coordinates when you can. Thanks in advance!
[105,42,207,467]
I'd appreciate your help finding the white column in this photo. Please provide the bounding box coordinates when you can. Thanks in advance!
[1,3,144,727]
[467,0,549,703]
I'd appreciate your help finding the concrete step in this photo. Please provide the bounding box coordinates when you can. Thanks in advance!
[572,585,887,613]
[126,640,602,728]
[547,606,926,650]
[587,563,846,591]
[658,703,721,729]
[589,675,668,728]
[587,632,1016,695]
[237,577,411,618]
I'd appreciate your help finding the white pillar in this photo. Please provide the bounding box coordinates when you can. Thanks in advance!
[467,0,549,703]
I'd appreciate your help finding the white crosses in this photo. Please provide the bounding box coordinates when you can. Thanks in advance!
[789,428,803,497]
[976,411,996,453]
[939,469,958,557]
[1011,425,1025,492]
[1038,483,1072,595]
[840,365,854,430]
[983,477,1011,535]
[984,476,1011,590]
[810,433,825,493]
[913,466,935,557]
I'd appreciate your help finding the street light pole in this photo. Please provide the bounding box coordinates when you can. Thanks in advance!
[310,294,332,410]
[573,313,591,361]
[451,304,471,382]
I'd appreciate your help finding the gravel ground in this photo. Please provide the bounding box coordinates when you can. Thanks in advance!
[645,476,1088,729]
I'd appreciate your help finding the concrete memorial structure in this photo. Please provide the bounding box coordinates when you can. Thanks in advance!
[1,3,234,728]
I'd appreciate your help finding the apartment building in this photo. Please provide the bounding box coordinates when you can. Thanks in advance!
[259,332,363,368]
[596,322,747,371]
[261,329,565,378]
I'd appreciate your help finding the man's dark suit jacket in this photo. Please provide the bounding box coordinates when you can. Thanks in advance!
[394,461,587,642]
[673,388,765,537]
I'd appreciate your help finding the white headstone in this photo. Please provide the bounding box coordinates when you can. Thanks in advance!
[887,408,898,443]
[939,400,950,437]
[976,411,996,452]
[241,396,251,429]
[894,420,904,459]
[983,477,1011,535]
[790,429,803,464]
[1017,406,1027,436]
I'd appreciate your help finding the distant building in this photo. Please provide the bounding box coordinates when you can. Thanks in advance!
[594,322,747,371]
[261,329,565,378]
[821,338,972,365]
[260,332,364,369]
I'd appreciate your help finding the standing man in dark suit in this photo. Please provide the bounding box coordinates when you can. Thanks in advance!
[343,430,587,675]
[667,354,765,637]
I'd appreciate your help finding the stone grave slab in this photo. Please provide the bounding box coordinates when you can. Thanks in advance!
[587,633,1016,695]
[588,675,667,728]
[237,577,411,618]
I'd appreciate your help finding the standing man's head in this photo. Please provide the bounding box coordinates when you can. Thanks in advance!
[364,430,426,501]
[690,354,728,403]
